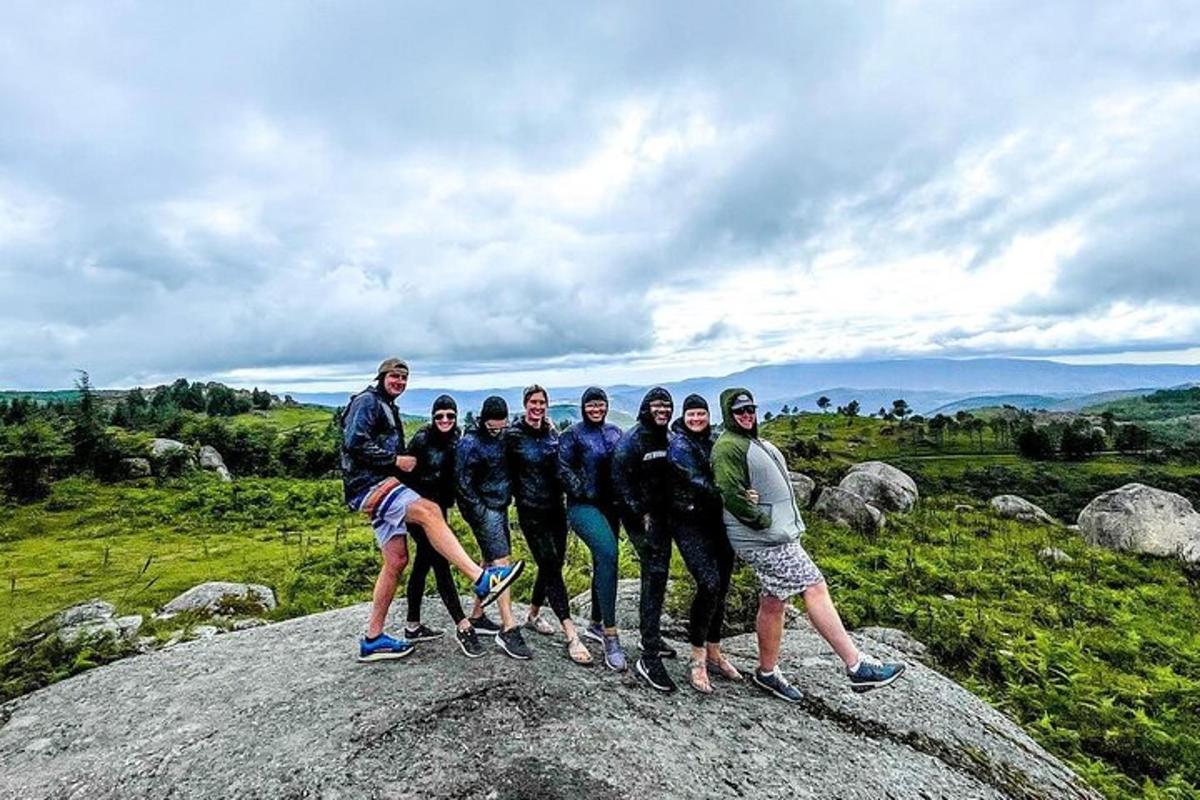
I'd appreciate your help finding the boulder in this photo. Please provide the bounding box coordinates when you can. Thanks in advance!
[1077,483,1200,558]
[1181,539,1200,565]
[1038,547,1074,564]
[990,495,1055,525]
[787,471,816,509]
[120,458,152,479]
[0,601,1101,799]
[198,445,232,482]
[839,461,918,513]
[160,582,276,617]
[813,486,885,535]
[150,438,189,459]
[52,601,142,646]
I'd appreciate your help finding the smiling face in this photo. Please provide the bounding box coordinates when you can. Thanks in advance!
[584,400,607,423]
[648,399,673,427]
[484,418,508,437]
[433,409,456,433]
[732,405,757,430]
[525,391,548,426]
[684,408,709,432]
[382,370,408,397]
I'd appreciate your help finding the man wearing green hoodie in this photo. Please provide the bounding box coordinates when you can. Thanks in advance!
[711,388,905,701]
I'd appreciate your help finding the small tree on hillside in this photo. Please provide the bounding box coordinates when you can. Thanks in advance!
[817,396,831,414]
[892,399,910,423]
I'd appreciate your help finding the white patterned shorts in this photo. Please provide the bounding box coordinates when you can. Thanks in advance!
[741,541,825,600]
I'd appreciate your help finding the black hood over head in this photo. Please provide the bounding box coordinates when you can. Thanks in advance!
[479,396,509,433]
[428,394,459,440]
[637,387,674,429]
[580,387,608,425]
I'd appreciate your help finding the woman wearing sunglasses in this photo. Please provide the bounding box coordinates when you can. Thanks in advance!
[404,394,487,658]
[506,385,593,666]
[557,387,627,671]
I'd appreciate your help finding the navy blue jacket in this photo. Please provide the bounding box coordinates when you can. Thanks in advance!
[613,391,672,518]
[340,385,405,504]
[667,417,721,519]
[505,417,563,510]
[406,424,460,510]
[558,419,622,508]
[455,421,511,517]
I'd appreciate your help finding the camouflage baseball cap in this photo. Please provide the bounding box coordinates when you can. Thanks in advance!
[376,358,409,377]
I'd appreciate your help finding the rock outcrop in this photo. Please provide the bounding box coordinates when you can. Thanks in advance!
[159,582,276,617]
[991,495,1055,525]
[813,486,886,535]
[198,445,232,482]
[52,600,143,646]
[838,461,919,513]
[1077,483,1200,558]
[120,457,152,479]
[0,601,1099,799]
[788,471,816,509]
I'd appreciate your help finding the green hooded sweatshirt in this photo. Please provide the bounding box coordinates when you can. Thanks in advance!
[711,387,805,555]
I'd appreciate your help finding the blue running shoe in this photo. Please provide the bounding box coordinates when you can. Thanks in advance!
[474,561,525,608]
[582,621,605,644]
[847,656,906,692]
[603,633,627,672]
[358,632,414,663]
[753,667,801,703]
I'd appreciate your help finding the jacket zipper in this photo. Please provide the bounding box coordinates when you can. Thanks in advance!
[751,439,803,531]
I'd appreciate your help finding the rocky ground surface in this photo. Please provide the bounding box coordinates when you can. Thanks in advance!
[0,600,1099,800]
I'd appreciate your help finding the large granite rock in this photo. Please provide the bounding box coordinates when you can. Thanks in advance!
[160,582,276,617]
[990,495,1055,525]
[52,600,142,646]
[0,601,1099,799]
[813,486,886,535]
[839,462,919,513]
[198,445,232,482]
[1077,483,1200,558]
[788,471,817,509]
[120,458,152,479]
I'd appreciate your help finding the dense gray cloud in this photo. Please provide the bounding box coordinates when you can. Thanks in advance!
[1,1,1199,389]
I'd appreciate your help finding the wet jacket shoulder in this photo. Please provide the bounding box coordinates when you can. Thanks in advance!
[667,418,720,518]
[340,386,405,503]
[613,421,670,517]
[557,421,621,506]
[455,426,511,515]
[505,418,562,510]
[407,425,459,509]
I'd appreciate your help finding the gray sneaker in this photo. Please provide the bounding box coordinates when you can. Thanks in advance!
[583,621,605,643]
[753,667,801,703]
[602,633,627,672]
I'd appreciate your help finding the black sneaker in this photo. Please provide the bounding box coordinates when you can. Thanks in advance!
[497,626,533,660]
[636,655,677,693]
[403,623,444,643]
[753,668,801,703]
[656,643,678,659]
[456,626,487,659]
[471,614,502,635]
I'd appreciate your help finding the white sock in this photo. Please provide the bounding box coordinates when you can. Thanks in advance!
[848,657,863,673]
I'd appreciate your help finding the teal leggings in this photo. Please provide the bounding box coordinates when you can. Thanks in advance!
[567,503,620,628]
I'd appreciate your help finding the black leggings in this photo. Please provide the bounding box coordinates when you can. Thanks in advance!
[406,505,466,625]
[517,504,571,622]
[623,511,673,654]
[673,515,734,648]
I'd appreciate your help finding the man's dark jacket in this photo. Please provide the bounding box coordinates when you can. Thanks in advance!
[612,388,673,518]
[340,385,405,504]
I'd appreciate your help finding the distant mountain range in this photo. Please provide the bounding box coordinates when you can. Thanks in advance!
[290,358,1200,416]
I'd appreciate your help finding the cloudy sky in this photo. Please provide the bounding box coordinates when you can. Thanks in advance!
[2,1,1199,392]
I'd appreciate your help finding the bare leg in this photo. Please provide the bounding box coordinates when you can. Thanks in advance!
[367,536,409,638]
[561,618,578,640]
[405,500,483,581]
[801,581,860,668]
[491,555,516,630]
[756,594,786,673]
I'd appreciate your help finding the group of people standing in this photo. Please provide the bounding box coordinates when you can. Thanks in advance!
[340,358,905,701]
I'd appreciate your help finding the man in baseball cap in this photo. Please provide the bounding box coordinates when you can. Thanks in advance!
[340,359,524,663]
